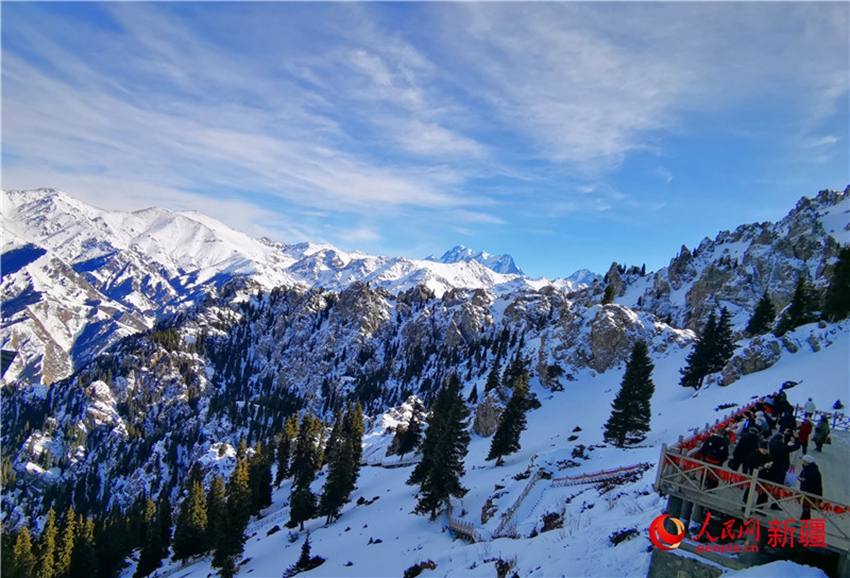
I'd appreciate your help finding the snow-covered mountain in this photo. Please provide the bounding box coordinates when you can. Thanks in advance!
[1,186,847,578]
[0,189,585,386]
[427,245,524,275]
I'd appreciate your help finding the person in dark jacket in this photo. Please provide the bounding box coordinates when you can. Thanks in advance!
[699,428,730,490]
[778,411,796,437]
[765,430,800,485]
[742,440,773,506]
[732,427,761,474]
[775,390,792,416]
[799,454,823,520]
[814,416,830,452]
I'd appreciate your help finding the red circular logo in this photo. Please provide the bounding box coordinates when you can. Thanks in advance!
[649,514,686,550]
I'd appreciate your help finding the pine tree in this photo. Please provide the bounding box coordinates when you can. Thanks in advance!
[69,518,97,578]
[708,307,735,374]
[486,373,531,466]
[290,414,323,490]
[11,526,37,578]
[287,413,323,530]
[275,416,298,487]
[823,246,850,322]
[603,340,655,447]
[602,282,616,305]
[347,403,364,466]
[213,457,251,573]
[484,360,501,393]
[288,485,317,531]
[205,476,226,554]
[407,374,471,520]
[467,384,478,405]
[38,507,58,578]
[745,291,776,336]
[318,403,364,524]
[134,497,163,578]
[157,495,172,559]
[248,441,273,513]
[397,412,422,460]
[679,311,717,390]
[56,506,77,578]
[173,480,208,561]
[322,412,345,468]
[775,275,819,335]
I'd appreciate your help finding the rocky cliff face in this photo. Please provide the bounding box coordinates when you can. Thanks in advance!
[617,187,849,332]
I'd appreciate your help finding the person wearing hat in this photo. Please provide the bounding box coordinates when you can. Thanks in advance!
[799,454,823,520]
[731,426,761,474]
[804,397,816,418]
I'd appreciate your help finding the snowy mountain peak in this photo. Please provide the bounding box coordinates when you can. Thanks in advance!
[426,245,523,275]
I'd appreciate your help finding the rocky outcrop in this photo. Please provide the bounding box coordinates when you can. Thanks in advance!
[473,394,503,437]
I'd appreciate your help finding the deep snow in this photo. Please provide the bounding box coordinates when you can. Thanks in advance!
[125,320,848,578]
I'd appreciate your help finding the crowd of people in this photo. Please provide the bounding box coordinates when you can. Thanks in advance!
[690,388,831,520]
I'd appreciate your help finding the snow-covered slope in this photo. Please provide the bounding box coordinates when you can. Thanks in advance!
[129,319,846,578]
[0,189,588,385]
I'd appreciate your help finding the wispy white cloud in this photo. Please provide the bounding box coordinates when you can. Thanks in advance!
[2,2,846,277]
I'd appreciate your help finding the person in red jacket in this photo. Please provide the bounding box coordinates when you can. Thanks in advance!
[798,418,813,455]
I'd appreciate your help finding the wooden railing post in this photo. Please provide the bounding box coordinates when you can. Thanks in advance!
[654,444,667,493]
[744,472,758,518]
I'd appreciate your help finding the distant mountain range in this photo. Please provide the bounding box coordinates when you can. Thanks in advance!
[1,186,847,574]
[0,188,591,386]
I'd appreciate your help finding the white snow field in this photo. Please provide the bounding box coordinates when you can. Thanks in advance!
[128,320,848,578]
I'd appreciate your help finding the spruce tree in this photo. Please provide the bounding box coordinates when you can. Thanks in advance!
[318,403,364,524]
[775,275,819,335]
[134,497,164,578]
[56,506,77,578]
[248,441,273,514]
[823,246,850,322]
[288,486,317,531]
[173,480,208,561]
[745,291,776,336]
[157,495,172,560]
[484,360,501,393]
[69,518,97,578]
[347,403,364,466]
[287,413,323,530]
[11,526,37,578]
[467,384,478,405]
[407,374,471,520]
[205,476,226,554]
[708,307,735,374]
[38,507,58,578]
[603,340,655,447]
[486,372,530,466]
[397,412,422,460]
[679,311,717,390]
[275,416,298,487]
[602,282,616,305]
[213,457,251,573]
[322,412,345,468]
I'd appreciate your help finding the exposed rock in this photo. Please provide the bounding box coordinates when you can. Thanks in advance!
[473,394,503,437]
[729,337,782,378]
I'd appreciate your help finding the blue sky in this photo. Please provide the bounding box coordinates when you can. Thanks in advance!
[3,2,848,279]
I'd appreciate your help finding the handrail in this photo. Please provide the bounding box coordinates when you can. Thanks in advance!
[551,463,648,487]
[655,446,850,553]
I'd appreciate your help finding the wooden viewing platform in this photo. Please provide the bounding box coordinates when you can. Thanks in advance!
[653,397,850,577]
